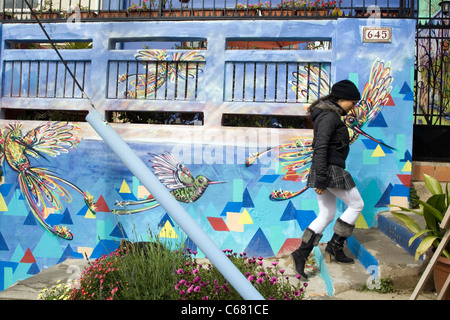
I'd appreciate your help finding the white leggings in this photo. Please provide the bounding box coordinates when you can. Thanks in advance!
[308,187,364,234]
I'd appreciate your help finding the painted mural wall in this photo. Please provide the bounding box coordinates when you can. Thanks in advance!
[0,18,416,291]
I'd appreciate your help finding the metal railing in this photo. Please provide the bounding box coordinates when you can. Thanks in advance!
[0,0,416,22]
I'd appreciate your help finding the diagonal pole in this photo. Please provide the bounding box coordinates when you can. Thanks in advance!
[23,0,264,300]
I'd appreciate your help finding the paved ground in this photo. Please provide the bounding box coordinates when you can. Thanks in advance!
[0,253,437,301]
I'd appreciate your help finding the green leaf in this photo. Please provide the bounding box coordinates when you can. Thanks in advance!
[415,235,438,261]
[427,194,447,215]
[424,173,443,195]
[391,211,422,234]
[408,229,432,247]
[417,199,444,222]
[446,183,450,209]
[387,205,423,216]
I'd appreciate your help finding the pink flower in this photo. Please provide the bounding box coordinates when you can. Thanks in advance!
[194,286,201,292]
[257,277,264,284]
[248,275,256,282]
[270,277,278,285]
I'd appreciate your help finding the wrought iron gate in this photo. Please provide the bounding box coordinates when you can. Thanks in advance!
[413,6,450,161]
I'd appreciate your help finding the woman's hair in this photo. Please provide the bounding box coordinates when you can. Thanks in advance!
[308,94,340,114]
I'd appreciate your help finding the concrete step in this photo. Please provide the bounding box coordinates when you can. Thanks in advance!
[347,211,433,291]
[281,210,433,298]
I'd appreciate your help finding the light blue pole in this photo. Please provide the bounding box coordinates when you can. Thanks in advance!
[86,109,264,300]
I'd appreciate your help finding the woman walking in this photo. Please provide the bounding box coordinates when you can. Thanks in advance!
[291,80,365,279]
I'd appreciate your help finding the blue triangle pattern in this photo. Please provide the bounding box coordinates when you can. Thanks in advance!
[295,210,317,231]
[110,222,128,238]
[367,112,387,127]
[280,201,296,221]
[244,228,274,258]
[27,263,40,275]
[242,188,255,208]
[0,232,8,251]
[23,211,37,225]
[375,183,393,207]
[90,240,119,259]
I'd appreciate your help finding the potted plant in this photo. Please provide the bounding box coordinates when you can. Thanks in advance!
[390,173,450,299]
[32,0,61,19]
[275,0,339,16]
[127,0,156,17]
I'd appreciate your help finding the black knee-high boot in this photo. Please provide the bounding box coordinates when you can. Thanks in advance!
[291,228,322,279]
[325,218,355,264]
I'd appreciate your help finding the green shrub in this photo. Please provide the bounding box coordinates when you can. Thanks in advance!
[40,242,308,300]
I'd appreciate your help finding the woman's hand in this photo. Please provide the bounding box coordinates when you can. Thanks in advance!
[314,187,325,195]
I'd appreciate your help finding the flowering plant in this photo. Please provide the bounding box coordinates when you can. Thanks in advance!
[68,250,122,300]
[277,0,341,9]
[236,2,271,9]
[127,0,155,12]
[38,279,76,300]
[174,248,308,300]
[41,242,310,300]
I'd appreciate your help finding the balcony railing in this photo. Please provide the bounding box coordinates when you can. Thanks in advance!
[0,0,416,22]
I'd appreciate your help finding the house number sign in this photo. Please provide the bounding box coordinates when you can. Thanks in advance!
[362,27,392,43]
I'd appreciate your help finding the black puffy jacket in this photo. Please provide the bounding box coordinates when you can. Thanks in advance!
[309,100,350,189]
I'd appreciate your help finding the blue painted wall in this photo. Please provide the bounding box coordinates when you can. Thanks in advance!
[0,18,416,291]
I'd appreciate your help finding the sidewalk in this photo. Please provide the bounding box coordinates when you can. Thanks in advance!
[0,252,437,300]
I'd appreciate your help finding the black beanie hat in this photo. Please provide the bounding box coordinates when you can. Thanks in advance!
[331,80,361,100]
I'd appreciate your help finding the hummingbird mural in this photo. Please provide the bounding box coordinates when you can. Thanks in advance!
[0,122,96,240]
[119,49,205,99]
[112,151,226,215]
[246,59,396,201]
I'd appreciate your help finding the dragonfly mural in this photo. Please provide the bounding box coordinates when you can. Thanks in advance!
[112,151,226,215]
[118,49,205,99]
[247,59,395,201]
[0,122,96,240]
